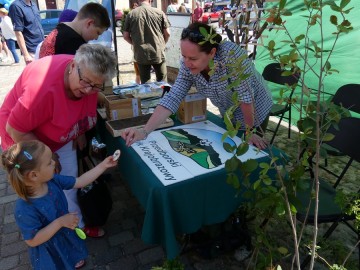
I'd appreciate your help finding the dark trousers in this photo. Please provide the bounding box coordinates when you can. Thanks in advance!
[138,61,167,83]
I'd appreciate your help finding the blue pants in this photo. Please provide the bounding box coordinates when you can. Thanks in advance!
[5,39,20,63]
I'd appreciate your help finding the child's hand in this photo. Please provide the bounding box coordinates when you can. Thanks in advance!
[100,153,120,169]
[60,212,79,230]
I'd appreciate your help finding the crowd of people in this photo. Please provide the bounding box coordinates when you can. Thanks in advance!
[0,1,272,269]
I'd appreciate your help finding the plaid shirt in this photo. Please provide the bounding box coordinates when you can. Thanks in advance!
[160,41,272,128]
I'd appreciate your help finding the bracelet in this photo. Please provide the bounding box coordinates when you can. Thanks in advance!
[140,128,150,140]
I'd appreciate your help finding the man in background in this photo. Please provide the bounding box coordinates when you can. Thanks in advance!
[123,0,170,83]
[9,0,44,65]
[193,1,203,22]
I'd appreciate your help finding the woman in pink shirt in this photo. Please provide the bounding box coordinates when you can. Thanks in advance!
[0,43,117,238]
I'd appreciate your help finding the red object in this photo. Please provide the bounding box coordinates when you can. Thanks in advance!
[115,9,123,27]
[201,10,221,24]
[83,226,105,238]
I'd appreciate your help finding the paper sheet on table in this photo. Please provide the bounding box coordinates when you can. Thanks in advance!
[131,120,268,186]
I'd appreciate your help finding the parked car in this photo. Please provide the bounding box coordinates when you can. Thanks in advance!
[201,8,221,24]
[39,9,63,36]
[115,9,123,27]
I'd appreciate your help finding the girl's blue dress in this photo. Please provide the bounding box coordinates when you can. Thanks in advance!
[15,174,88,270]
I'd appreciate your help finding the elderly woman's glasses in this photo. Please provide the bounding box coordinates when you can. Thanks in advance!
[181,28,204,43]
[77,67,104,92]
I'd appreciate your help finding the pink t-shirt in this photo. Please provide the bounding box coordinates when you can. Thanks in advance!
[0,55,98,151]
[193,7,203,21]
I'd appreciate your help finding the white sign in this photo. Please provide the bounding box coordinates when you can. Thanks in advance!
[132,120,268,186]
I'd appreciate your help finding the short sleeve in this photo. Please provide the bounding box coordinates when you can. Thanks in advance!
[8,90,53,134]
[53,174,76,190]
[9,4,24,32]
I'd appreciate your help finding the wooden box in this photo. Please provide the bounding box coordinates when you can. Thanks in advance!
[105,114,174,137]
[104,94,141,120]
[177,92,207,124]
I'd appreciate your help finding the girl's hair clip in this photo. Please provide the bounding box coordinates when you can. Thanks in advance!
[23,151,33,160]
[15,164,20,169]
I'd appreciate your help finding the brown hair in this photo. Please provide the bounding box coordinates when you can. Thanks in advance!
[181,22,222,54]
[77,2,111,29]
[1,141,45,201]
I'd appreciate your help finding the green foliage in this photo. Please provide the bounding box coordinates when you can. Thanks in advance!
[201,1,357,268]
[120,9,130,33]
[151,258,184,270]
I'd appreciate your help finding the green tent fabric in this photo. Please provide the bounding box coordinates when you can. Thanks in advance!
[254,1,360,124]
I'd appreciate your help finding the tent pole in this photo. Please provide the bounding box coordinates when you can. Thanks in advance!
[111,0,120,85]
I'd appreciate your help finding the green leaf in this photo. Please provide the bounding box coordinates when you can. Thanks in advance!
[236,143,249,156]
[226,173,240,188]
[278,246,288,255]
[330,15,338,25]
[279,0,287,10]
[199,27,208,38]
[325,61,331,71]
[276,204,286,215]
[341,19,351,27]
[223,142,235,153]
[340,0,350,9]
[259,162,270,170]
[263,177,272,186]
[225,157,239,172]
[253,179,261,190]
[294,34,305,42]
[240,159,258,173]
[323,133,335,142]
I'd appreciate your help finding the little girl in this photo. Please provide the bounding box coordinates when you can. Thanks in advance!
[1,140,119,270]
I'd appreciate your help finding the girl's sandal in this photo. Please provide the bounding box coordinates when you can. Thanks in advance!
[83,226,105,238]
[75,259,86,269]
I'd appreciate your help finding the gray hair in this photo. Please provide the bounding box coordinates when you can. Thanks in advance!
[74,44,117,81]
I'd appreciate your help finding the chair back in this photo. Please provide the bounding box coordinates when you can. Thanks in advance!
[262,63,300,87]
[325,117,360,163]
[332,84,360,114]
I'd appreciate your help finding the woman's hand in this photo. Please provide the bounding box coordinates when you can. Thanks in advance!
[248,133,268,150]
[121,128,147,147]
[52,153,62,174]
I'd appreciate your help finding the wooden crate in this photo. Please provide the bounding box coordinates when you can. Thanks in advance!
[104,95,141,120]
[105,114,174,137]
[177,92,207,124]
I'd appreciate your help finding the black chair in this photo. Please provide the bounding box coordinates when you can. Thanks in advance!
[321,84,360,177]
[296,117,360,268]
[262,63,300,144]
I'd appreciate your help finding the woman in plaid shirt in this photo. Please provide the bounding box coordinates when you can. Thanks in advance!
[122,22,272,150]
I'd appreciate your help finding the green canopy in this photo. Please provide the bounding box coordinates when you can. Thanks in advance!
[254,1,360,123]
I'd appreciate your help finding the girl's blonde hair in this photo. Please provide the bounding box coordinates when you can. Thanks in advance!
[1,141,45,201]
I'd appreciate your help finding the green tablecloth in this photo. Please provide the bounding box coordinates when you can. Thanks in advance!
[97,112,282,259]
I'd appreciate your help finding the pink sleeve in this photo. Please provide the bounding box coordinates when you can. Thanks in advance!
[8,91,53,134]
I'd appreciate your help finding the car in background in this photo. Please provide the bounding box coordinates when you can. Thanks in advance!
[39,9,63,36]
[201,8,221,24]
[115,9,123,27]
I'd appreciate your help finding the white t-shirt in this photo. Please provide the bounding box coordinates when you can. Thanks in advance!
[0,16,16,40]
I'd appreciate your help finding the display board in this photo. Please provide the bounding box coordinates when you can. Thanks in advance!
[132,120,268,186]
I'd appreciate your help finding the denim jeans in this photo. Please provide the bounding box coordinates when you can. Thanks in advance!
[5,39,20,63]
